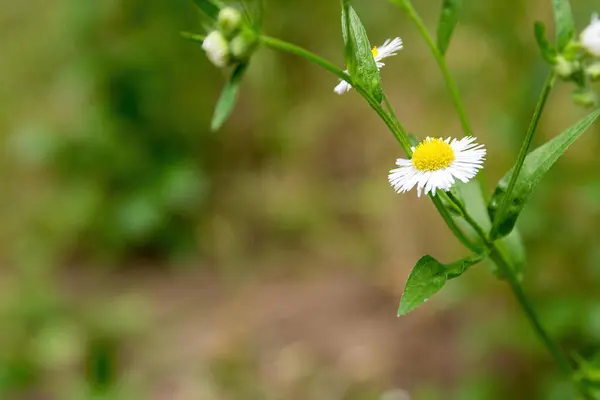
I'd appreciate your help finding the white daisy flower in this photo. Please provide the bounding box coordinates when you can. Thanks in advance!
[334,37,403,94]
[388,136,486,197]
[202,31,230,68]
[581,13,600,57]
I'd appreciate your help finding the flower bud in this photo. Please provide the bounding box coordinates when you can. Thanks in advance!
[202,31,229,68]
[218,7,243,38]
[580,13,600,57]
[571,88,598,108]
[230,29,258,61]
[554,55,578,79]
[586,62,600,81]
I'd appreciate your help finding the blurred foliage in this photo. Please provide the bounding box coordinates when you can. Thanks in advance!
[1,0,600,399]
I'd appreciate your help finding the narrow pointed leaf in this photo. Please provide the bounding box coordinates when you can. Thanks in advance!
[192,0,222,20]
[211,62,249,131]
[239,0,264,30]
[552,0,574,51]
[181,31,205,44]
[489,108,600,238]
[533,21,556,63]
[398,253,483,315]
[341,3,383,102]
[437,0,461,55]
[450,181,526,278]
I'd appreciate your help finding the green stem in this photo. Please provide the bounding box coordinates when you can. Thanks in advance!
[389,0,472,136]
[431,194,479,252]
[489,250,593,399]
[258,33,590,398]
[441,184,592,397]
[442,191,489,243]
[489,72,556,240]
[260,35,413,154]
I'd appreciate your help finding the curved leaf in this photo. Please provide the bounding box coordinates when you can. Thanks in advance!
[437,0,461,56]
[398,253,484,316]
[552,0,574,51]
[192,0,222,20]
[211,62,249,131]
[489,108,600,238]
[341,3,383,102]
[533,21,556,63]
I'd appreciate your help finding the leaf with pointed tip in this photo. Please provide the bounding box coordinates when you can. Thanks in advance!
[239,0,264,30]
[437,0,461,56]
[489,108,600,238]
[398,253,484,315]
[192,0,222,20]
[341,3,383,103]
[552,0,574,51]
[533,21,556,63]
[181,31,205,44]
[211,62,249,131]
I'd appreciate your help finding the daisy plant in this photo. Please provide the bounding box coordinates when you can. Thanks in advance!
[190,0,600,397]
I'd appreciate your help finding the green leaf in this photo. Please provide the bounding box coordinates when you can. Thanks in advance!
[211,62,249,131]
[533,21,556,63]
[192,0,222,20]
[552,0,574,51]
[489,108,600,238]
[398,254,483,315]
[437,0,461,56]
[239,0,264,29]
[451,181,526,279]
[341,2,383,103]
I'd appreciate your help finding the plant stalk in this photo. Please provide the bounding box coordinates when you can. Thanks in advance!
[259,33,591,399]
[489,72,556,240]
[387,0,472,136]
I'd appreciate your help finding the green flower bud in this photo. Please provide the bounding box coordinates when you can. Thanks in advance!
[571,88,598,108]
[554,55,578,79]
[586,62,600,81]
[230,29,258,61]
[218,7,243,38]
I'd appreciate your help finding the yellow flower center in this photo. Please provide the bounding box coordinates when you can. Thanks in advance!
[371,46,379,58]
[412,138,455,171]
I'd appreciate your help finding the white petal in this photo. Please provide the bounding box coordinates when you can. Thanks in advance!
[334,80,353,94]
[202,31,229,68]
[388,136,486,197]
[581,13,600,56]
[374,37,403,61]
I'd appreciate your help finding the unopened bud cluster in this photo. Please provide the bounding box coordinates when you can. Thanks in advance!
[552,13,600,108]
[202,7,258,68]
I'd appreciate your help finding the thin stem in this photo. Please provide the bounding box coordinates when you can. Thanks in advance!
[442,189,593,397]
[260,35,413,154]
[389,0,472,136]
[489,72,556,240]
[442,191,489,244]
[489,250,593,400]
[258,33,590,397]
[260,35,349,83]
[431,194,479,252]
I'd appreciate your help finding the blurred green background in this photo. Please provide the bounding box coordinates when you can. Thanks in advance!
[2,0,600,399]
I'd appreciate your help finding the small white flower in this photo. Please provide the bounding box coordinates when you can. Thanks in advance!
[334,37,403,94]
[388,136,486,197]
[581,13,600,57]
[202,31,230,68]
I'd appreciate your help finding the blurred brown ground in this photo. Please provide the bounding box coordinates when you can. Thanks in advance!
[2,0,600,399]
